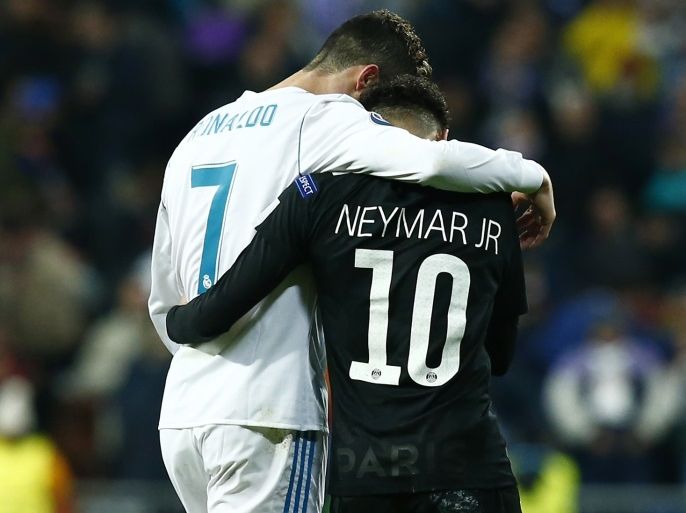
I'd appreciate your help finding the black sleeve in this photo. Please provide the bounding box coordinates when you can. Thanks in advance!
[484,315,519,376]
[166,183,313,344]
[485,215,528,376]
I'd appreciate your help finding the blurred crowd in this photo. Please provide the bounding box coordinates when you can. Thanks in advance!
[1,0,686,510]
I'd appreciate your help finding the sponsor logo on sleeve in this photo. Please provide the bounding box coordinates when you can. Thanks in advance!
[370,112,393,126]
[295,174,318,199]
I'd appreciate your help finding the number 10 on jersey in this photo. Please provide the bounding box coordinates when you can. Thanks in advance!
[350,249,471,387]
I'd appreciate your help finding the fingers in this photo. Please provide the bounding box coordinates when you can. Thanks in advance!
[517,207,553,250]
[511,191,530,209]
[520,181,555,249]
[518,215,538,248]
[516,207,536,226]
[513,169,556,250]
[519,218,553,249]
[519,229,539,249]
[517,207,539,244]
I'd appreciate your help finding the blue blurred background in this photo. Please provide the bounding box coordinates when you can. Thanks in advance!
[1,0,686,511]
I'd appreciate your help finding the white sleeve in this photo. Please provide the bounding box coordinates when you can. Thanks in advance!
[297,98,544,193]
[148,200,182,355]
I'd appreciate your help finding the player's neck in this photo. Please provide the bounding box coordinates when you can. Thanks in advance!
[267,68,359,97]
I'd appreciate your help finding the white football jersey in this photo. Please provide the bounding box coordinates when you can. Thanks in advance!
[150,86,544,431]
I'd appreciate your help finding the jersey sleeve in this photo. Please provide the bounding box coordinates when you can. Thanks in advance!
[297,98,544,194]
[484,210,528,375]
[495,225,528,318]
[165,181,313,344]
[148,201,183,354]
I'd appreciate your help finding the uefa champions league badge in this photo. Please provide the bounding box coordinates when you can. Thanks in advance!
[370,112,393,126]
[295,174,318,199]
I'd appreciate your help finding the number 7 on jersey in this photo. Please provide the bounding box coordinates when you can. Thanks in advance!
[191,162,238,295]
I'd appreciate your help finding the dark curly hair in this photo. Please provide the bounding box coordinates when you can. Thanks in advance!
[305,10,432,80]
[359,75,451,135]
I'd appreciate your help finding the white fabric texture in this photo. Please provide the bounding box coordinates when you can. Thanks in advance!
[160,425,325,513]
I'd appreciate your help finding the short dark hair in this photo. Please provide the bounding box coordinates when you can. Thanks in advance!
[359,75,450,134]
[305,10,432,80]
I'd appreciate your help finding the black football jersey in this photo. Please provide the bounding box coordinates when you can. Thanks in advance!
[167,172,527,495]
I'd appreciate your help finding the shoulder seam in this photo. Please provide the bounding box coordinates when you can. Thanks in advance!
[296,96,366,176]
[297,103,318,177]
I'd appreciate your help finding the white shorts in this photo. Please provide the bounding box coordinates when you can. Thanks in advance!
[160,425,326,513]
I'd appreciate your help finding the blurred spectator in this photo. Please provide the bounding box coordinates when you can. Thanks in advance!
[543,314,680,482]
[521,289,626,373]
[637,0,686,83]
[542,82,599,238]
[480,5,549,114]
[0,0,69,90]
[576,188,649,289]
[486,108,545,161]
[637,214,686,287]
[660,286,686,482]
[665,74,686,141]
[510,443,580,513]
[0,188,94,366]
[564,0,661,195]
[0,375,74,513]
[236,2,302,92]
[643,138,686,213]
[60,254,170,479]
[56,2,187,280]
[63,255,157,398]
[564,0,660,101]
[0,73,75,236]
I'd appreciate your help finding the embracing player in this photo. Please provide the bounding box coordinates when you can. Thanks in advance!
[150,10,553,513]
[166,76,530,513]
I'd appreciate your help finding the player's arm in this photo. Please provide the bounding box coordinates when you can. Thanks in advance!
[148,200,183,354]
[484,213,529,376]
[298,98,554,245]
[299,99,545,193]
[165,182,312,344]
[484,311,519,376]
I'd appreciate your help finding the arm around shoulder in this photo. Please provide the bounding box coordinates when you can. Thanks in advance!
[299,98,548,194]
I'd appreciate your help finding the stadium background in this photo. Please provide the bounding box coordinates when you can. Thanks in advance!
[1,0,686,511]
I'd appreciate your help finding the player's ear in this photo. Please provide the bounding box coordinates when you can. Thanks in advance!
[440,128,449,141]
[354,64,380,93]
